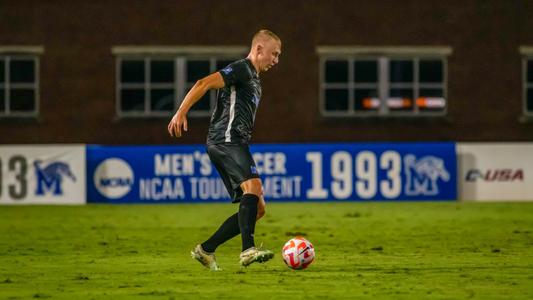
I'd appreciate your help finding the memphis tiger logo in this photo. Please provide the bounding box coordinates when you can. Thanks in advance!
[221,66,233,75]
[404,154,450,196]
[250,165,258,175]
[34,160,77,196]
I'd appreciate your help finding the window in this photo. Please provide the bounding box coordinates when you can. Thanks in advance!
[523,53,533,115]
[318,47,451,117]
[114,46,246,118]
[0,54,39,117]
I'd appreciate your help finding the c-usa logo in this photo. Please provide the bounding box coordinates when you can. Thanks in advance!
[404,154,450,196]
[34,160,77,196]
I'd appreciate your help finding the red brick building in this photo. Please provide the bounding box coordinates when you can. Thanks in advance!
[1,0,532,144]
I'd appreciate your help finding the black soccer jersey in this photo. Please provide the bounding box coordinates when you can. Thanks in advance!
[207,59,261,145]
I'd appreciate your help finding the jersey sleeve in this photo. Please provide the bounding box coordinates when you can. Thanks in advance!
[218,60,253,86]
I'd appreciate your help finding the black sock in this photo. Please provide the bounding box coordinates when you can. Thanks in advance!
[201,213,240,253]
[238,194,259,251]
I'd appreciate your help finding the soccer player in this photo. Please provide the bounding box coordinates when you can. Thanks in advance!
[167,29,281,270]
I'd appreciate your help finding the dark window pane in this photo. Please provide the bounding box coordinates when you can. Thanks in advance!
[0,88,4,111]
[419,60,443,83]
[216,60,235,70]
[10,60,35,83]
[187,60,210,83]
[354,60,378,83]
[528,60,533,83]
[325,60,348,83]
[120,88,145,112]
[390,60,413,83]
[390,88,413,98]
[354,88,379,111]
[188,87,211,111]
[325,88,348,111]
[418,88,445,111]
[151,60,174,83]
[528,88,533,112]
[388,88,413,111]
[0,60,4,82]
[150,89,174,112]
[419,88,443,97]
[9,89,35,112]
[121,60,145,83]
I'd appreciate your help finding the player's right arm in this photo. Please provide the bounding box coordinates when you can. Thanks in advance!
[168,72,225,138]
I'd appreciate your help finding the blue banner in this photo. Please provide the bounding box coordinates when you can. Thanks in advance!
[87,143,456,203]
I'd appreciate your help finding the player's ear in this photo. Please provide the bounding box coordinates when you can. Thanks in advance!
[256,43,263,55]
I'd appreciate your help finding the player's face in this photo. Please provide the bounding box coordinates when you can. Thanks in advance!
[258,39,281,72]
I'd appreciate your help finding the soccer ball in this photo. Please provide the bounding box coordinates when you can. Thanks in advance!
[282,237,315,270]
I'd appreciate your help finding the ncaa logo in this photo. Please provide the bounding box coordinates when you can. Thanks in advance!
[94,158,134,199]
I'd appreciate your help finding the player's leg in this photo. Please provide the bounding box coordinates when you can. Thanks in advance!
[191,145,238,270]
[196,186,264,263]
[216,144,264,252]
[199,143,272,267]
[199,213,239,251]
[199,164,240,254]
[192,208,238,270]
[238,178,262,251]
[238,178,274,266]
[200,145,241,250]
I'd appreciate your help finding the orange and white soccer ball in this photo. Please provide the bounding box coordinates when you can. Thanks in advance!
[282,237,315,270]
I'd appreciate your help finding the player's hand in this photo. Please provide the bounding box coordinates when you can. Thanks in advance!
[167,110,188,138]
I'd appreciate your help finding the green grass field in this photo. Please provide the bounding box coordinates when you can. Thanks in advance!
[1,202,533,299]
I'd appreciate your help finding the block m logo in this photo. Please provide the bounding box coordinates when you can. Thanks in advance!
[404,155,450,196]
[34,160,76,196]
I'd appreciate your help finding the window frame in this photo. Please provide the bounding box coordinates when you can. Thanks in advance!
[521,47,533,116]
[0,46,42,118]
[113,46,247,118]
[317,46,452,118]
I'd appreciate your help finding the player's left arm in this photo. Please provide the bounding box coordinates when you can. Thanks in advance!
[168,72,225,138]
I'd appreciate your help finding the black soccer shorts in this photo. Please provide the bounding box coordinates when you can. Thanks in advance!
[206,143,260,203]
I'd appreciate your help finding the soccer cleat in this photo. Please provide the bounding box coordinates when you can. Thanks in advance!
[239,246,274,267]
[190,244,221,271]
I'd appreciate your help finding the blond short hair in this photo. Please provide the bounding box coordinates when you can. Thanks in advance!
[251,29,281,46]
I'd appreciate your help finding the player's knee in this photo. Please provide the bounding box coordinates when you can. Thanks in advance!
[241,178,262,196]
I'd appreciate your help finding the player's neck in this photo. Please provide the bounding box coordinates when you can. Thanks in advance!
[246,54,261,74]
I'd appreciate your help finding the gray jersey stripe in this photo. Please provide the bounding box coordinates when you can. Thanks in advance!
[224,86,236,142]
